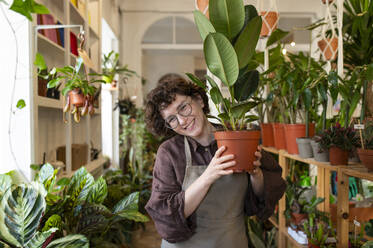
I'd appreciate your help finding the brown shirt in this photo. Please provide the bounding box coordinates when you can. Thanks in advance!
[145,134,286,243]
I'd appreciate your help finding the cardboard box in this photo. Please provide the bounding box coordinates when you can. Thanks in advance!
[57,144,88,171]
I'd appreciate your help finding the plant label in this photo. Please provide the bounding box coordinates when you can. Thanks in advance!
[354,219,361,227]
[354,124,364,130]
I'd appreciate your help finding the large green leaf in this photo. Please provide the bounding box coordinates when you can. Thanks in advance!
[209,0,245,40]
[193,10,216,41]
[0,183,46,247]
[87,176,107,204]
[234,16,262,68]
[231,101,258,119]
[77,204,111,234]
[117,210,149,222]
[37,163,54,185]
[46,234,89,248]
[210,87,224,105]
[10,0,49,21]
[0,175,11,200]
[185,72,207,90]
[34,53,47,71]
[233,69,259,101]
[113,192,139,213]
[0,241,11,248]
[67,167,94,204]
[204,33,239,87]
[25,228,57,248]
[266,29,290,48]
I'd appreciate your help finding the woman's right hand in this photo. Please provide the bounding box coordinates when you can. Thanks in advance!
[201,146,236,185]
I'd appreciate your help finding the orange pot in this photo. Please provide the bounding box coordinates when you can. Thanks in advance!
[357,148,373,171]
[214,130,260,172]
[318,37,338,61]
[272,123,286,150]
[260,123,274,147]
[329,146,348,165]
[196,0,209,18]
[284,124,315,154]
[68,89,85,107]
[260,11,279,37]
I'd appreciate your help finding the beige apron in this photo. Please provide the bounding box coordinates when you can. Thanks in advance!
[161,136,248,248]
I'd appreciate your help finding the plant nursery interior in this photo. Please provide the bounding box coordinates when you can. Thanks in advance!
[1,0,373,247]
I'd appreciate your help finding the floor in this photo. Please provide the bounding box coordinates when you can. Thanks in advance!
[132,219,162,248]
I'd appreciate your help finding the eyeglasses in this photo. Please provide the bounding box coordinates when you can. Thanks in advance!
[165,101,193,129]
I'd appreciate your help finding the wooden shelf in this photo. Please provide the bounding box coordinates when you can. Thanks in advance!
[262,146,280,154]
[341,167,373,181]
[70,1,85,24]
[89,25,99,43]
[37,33,65,56]
[37,96,62,109]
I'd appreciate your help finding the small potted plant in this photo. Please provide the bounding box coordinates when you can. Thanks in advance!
[35,53,106,123]
[303,215,336,248]
[316,123,359,165]
[357,121,373,171]
[188,0,263,172]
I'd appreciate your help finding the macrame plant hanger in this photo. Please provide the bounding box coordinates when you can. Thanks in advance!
[195,0,209,18]
[257,0,279,123]
[319,0,338,65]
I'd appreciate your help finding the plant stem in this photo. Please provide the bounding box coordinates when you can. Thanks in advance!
[322,100,327,131]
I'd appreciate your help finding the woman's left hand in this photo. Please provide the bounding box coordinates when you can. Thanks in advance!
[251,146,262,176]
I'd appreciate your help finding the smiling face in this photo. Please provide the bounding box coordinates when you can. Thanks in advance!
[161,94,209,141]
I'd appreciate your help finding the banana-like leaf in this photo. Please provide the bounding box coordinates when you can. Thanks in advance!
[209,0,245,40]
[113,192,139,213]
[204,33,239,87]
[87,176,107,204]
[117,210,149,222]
[234,69,259,102]
[46,234,89,248]
[0,175,11,200]
[0,183,47,247]
[25,228,57,248]
[193,10,216,41]
[234,16,262,68]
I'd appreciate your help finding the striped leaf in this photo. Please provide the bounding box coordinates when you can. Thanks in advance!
[87,176,107,204]
[113,192,139,213]
[66,167,94,207]
[117,210,149,222]
[45,234,89,248]
[0,183,46,247]
[0,240,11,248]
[25,228,57,248]
[0,175,11,200]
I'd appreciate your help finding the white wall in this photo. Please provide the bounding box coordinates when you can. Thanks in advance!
[102,0,121,38]
[142,53,195,96]
[0,2,32,180]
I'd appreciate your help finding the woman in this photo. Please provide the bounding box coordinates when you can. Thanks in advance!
[145,77,286,248]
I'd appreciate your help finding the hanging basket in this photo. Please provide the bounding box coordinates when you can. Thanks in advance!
[318,37,338,61]
[260,11,279,37]
[195,0,209,18]
[68,89,85,107]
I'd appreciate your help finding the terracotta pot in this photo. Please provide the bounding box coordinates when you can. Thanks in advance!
[357,148,373,171]
[329,146,349,165]
[260,11,279,37]
[272,123,286,150]
[196,0,209,18]
[260,123,275,147]
[214,130,260,172]
[330,203,373,223]
[68,89,85,107]
[308,240,321,248]
[291,213,308,226]
[318,37,338,61]
[284,124,315,155]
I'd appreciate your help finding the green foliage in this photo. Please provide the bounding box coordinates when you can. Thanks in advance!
[16,99,25,109]
[365,219,373,237]
[316,123,359,151]
[8,0,49,21]
[303,215,336,248]
[247,217,277,248]
[192,0,263,130]
[358,121,373,149]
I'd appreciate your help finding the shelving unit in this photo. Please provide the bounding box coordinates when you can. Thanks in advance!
[32,0,104,177]
[262,146,372,248]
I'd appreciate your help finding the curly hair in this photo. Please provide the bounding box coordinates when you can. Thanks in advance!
[145,77,209,137]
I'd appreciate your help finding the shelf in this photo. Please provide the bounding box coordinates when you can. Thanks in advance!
[37,33,65,56]
[69,1,85,24]
[59,156,108,179]
[89,25,99,44]
[341,167,373,181]
[262,146,280,154]
[37,96,62,109]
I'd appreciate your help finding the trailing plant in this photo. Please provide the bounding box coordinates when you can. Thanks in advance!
[0,172,89,248]
[316,123,359,152]
[187,0,263,130]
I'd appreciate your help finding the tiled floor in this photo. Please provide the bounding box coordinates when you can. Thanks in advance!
[132,219,162,248]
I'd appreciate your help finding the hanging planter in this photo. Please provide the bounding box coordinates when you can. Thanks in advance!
[260,11,279,37]
[68,88,85,107]
[318,37,338,61]
[195,0,209,18]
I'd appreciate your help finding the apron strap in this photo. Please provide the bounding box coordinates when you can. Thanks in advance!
[184,136,192,167]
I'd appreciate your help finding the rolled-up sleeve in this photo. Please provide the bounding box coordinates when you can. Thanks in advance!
[145,145,195,243]
[244,151,286,220]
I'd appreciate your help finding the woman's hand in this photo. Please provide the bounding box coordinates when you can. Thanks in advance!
[250,146,262,176]
[201,146,235,185]
[250,146,264,196]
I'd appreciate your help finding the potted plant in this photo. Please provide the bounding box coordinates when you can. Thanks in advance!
[357,121,373,171]
[318,36,338,61]
[188,0,263,172]
[303,215,336,248]
[35,53,106,123]
[316,123,359,165]
[100,51,137,89]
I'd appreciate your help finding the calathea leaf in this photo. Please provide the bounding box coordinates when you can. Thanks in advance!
[234,69,259,102]
[117,210,149,222]
[77,204,111,234]
[113,192,140,213]
[37,163,54,185]
[0,175,11,200]
[87,176,107,204]
[25,228,57,248]
[45,234,89,248]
